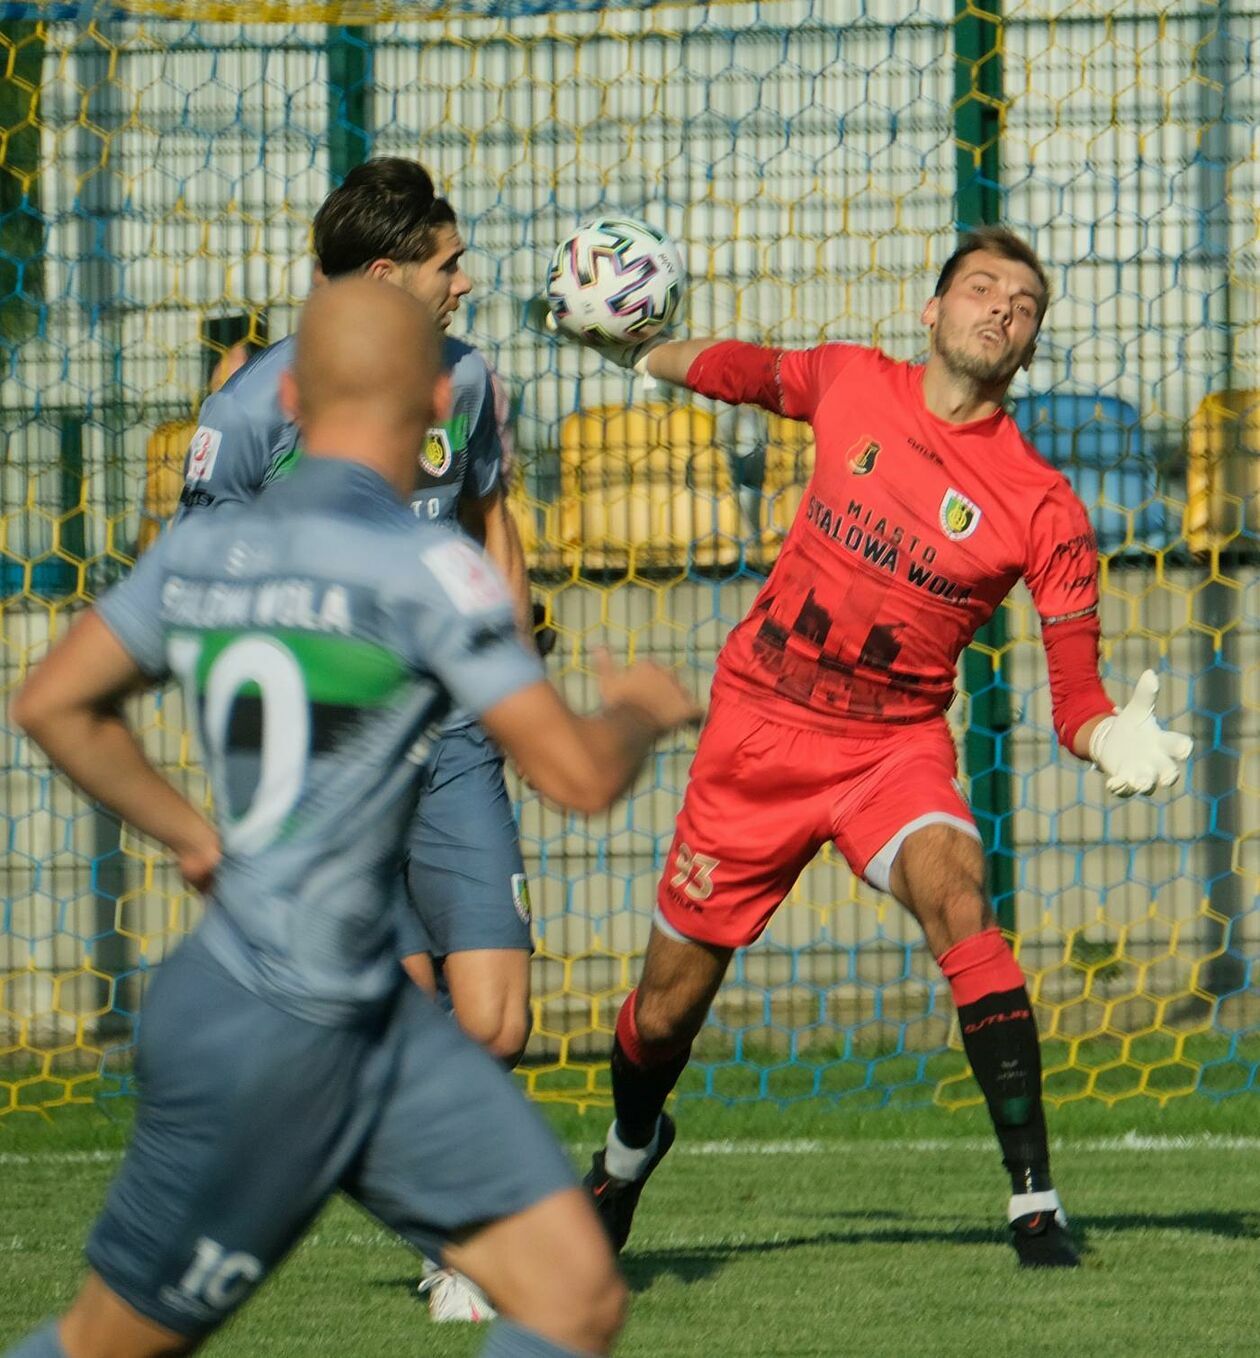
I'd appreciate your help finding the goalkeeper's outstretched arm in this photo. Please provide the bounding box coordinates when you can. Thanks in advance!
[621,335,847,420]
[550,312,848,418]
[637,339,725,388]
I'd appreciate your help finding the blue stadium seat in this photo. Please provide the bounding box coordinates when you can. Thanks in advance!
[1011,392,1172,553]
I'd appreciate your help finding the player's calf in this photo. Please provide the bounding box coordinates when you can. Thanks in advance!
[584,987,693,1253]
[445,1187,626,1356]
[479,1318,626,1358]
[7,1273,195,1358]
[891,824,1079,1266]
[585,930,729,1252]
[938,927,1080,1268]
[3,1324,67,1358]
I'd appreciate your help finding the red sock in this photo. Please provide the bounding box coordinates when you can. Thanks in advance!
[611,989,692,1147]
[937,928,1050,1192]
[937,926,1026,1006]
[614,988,690,1067]
[615,989,648,1066]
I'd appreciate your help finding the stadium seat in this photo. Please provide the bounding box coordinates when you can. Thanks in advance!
[1011,392,1172,553]
[138,419,194,554]
[757,414,815,546]
[506,472,567,575]
[557,403,742,570]
[764,412,815,491]
[1185,389,1260,556]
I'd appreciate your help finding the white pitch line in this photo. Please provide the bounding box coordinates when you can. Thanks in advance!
[3,1132,1258,1166]
[683,1139,825,1155]
[677,1132,1260,1155]
[0,1149,121,1166]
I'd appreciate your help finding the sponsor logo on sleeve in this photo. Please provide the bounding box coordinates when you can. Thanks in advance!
[420,539,509,615]
[940,488,982,541]
[185,425,222,483]
[178,486,215,510]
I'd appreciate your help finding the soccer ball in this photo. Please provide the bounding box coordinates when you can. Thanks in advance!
[547,216,684,346]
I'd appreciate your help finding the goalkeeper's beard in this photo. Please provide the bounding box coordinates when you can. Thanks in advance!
[933,320,1029,390]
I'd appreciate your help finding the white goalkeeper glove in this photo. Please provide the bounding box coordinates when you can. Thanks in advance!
[1088,669,1193,798]
[543,311,662,378]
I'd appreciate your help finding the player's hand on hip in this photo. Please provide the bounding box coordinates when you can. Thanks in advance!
[593,647,703,733]
[543,311,662,376]
[1088,669,1194,798]
[177,828,221,894]
[531,599,558,658]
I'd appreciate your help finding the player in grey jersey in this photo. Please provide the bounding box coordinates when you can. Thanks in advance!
[6,278,699,1358]
[175,161,541,1128]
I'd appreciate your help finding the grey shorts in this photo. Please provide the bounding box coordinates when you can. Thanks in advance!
[398,722,532,961]
[86,933,574,1338]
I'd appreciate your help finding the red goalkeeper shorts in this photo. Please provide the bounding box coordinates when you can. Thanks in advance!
[656,689,980,949]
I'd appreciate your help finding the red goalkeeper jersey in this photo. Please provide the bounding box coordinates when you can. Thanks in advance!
[686,341,1113,744]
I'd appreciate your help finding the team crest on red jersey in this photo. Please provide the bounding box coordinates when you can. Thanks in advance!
[940,488,982,541]
[848,438,881,476]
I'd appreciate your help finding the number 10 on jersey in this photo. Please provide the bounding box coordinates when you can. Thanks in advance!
[168,632,309,856]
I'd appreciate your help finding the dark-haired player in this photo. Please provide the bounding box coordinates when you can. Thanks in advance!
[173,159,537,1317]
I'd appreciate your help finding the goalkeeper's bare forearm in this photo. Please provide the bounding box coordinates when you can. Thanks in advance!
[1070,714,1106,761]
[639,339,724,388]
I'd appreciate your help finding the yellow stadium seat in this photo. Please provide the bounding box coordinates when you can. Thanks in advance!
[138,419,194,555]
[557,404,742,570]
[1186,390,1260,554]
[764,482,809,539]
[136,348,254,554]
[764,412,815,490]
[506,473,565,575]
[505,473,537,556]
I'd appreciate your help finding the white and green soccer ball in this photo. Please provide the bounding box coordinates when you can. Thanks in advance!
[546,215,684,346]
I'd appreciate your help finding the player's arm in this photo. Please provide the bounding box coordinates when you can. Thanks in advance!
[554,315,855,422]
[1026,483,1192,796]
[10,563,219,888]
[170,387,273,524]
[635,339,724,388]
[463,489,533,643]
[412,535,700,815]
[652,339,862,422]
[457,358,534,641]
[482,653,698,815]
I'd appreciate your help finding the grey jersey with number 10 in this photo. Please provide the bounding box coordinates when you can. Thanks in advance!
[174,332,504,733]
[98,458,543,1026]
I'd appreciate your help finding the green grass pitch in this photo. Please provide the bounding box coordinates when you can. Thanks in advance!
[2,1098,1258,1357]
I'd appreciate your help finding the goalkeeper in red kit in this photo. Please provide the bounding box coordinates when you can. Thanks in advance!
[559,226,1193,1268]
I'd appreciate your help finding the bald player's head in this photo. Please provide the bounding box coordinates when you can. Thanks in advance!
[281,276,449,495]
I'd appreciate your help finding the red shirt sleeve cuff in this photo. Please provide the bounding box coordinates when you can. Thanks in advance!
[685,340,783,409]
[1042,612,1115,752]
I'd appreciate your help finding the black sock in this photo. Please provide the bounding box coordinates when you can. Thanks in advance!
[955,985,1053,1196]
[610,1034,691,1149]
